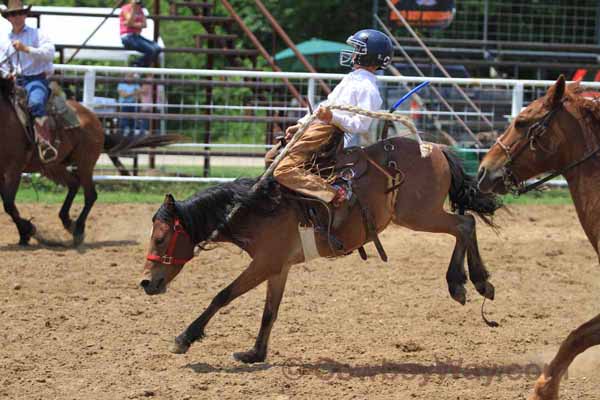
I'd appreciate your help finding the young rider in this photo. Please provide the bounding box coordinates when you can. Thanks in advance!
[273,29,393,206]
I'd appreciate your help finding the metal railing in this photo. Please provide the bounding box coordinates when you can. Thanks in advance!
[51,64,600,183]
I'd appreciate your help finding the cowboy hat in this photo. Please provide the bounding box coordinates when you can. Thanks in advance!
[1,0,32,17]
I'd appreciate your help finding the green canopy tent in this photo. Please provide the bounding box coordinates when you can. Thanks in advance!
[274,38,352,72]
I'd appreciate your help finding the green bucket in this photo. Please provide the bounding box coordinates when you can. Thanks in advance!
[452,147,481,176]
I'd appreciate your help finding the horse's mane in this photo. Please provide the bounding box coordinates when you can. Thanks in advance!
[563,83,600,132]
[0,76,14,102]
[153,177,281,246]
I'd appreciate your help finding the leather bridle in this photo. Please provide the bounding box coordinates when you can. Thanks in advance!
[495,99,600,195]
[494,101,563,194]
[146,218,194,266]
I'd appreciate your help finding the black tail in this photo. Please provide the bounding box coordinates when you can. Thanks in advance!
[102,132,186,176]
[441,147,502,227]
[103,132,185,154]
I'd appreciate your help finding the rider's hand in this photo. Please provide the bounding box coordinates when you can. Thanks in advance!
[285,124,300,141]
[316,106,333,123]
[12,40,29,53]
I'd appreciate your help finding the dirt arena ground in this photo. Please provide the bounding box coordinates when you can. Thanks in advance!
[1,203,599,400]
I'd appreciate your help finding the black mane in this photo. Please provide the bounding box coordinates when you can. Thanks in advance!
[0,76,14,103]
[153,177,281,245]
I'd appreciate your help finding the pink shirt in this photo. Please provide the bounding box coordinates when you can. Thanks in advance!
[120,4,145,35]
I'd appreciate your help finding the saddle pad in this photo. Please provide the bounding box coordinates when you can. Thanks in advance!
[48,90,80,130]
[298,224,320,262]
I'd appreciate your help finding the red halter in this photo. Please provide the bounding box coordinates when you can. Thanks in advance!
[146,219,193,266]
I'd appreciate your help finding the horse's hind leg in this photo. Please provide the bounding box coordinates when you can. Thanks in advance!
[71,169,97,246]
[233,264,291,363]
[464,216,495,300]
[396,210,473,305]
[0,172,36,245]
[58,172,80,232]
[170,258,280,355]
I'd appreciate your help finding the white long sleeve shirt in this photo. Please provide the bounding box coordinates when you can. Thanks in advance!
[1,25,54,76]
[300,68,382,135]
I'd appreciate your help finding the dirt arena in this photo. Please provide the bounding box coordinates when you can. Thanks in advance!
[1,203,599,399]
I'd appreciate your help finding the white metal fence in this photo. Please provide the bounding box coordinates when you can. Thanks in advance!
[52,64,600,184]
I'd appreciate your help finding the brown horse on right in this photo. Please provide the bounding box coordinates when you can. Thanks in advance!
[139,136,502,363]
[478,75,600,400]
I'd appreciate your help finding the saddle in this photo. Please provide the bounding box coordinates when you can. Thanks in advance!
[284,132,404,262]
[13,82,81,150]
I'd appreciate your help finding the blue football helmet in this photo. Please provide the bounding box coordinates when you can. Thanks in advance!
[340,29,393,69]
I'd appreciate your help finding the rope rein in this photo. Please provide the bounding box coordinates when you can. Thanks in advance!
[327,103,418,135]
[326,103,432,158]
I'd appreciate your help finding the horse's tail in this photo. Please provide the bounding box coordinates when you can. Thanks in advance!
[441,147,502,227]
[103,132,185,154]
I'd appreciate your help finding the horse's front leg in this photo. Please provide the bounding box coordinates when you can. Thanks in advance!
[0,171,36,245]
[233,264,291,363]
[170,258,279,355]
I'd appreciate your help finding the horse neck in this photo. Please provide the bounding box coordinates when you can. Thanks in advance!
[179,190,242,246]
[0,91,26,148]
[560,114,600,255]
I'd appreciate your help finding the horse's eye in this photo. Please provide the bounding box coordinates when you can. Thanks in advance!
[515,120,528,129]
[155,237,165,246]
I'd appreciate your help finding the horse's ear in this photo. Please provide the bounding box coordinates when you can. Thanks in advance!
[164,193,175,210]
[546,75,566,108]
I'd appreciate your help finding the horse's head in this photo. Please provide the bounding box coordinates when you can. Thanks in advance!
[478,75,572,194]
[140,194,196,295]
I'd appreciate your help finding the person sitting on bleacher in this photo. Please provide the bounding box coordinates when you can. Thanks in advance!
[119,0,160,67]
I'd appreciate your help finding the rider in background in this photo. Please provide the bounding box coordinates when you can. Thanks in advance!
[274,29,393,207]
[120,0,160,68]
[1,0,57,163]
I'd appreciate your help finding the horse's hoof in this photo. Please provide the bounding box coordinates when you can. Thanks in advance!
[475,281,495,301]
[72,233,85,247]
[449,284,467,305]
[169,337,190,354]
[19,223,36,246]
[62,219,74,233]
[233,349,265,364]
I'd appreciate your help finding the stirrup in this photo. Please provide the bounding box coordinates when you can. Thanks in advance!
[38,140,59,163]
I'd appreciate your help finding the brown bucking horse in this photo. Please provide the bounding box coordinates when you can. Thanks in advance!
[478,75,600,400]
[0,72,178,246]
[140,136,502,363]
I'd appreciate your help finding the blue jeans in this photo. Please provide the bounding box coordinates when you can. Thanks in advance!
[119,104,138,135]
[18,74,49,117]
[121,34,161,67]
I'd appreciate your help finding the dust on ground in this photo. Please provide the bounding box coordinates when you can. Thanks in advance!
[1,203,599,399]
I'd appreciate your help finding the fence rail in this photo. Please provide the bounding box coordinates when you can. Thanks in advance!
[51,64,600,183]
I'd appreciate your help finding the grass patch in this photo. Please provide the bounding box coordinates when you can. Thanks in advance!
[500,188,572,205]
[15,176,574,206]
